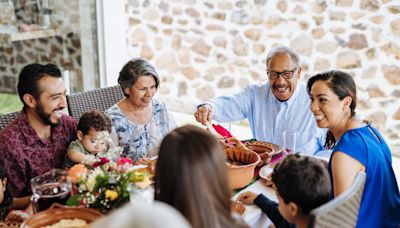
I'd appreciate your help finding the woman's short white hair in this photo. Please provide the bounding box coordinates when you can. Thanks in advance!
[92,201,191,228]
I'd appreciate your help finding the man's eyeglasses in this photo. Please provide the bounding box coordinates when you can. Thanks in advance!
[267,68,297,80]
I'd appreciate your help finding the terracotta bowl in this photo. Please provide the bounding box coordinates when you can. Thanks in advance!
[223,138,261,190]
[21,204,102,228]
[245,141,283,166]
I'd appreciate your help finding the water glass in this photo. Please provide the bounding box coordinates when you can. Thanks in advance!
[283,130,297,156]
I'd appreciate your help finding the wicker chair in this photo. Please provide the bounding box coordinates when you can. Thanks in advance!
[308,172,366,228]
[66,85,124,121]
[0,111,20,130]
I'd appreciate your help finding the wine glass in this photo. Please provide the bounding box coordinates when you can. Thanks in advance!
[282,130,297,156]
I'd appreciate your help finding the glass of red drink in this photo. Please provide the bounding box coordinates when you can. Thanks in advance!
[30,169,71,213]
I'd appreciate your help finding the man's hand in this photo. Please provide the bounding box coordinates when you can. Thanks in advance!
[237,191,258,205]
[194,104,213,125]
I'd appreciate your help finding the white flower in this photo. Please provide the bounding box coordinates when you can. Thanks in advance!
[86,167,105,191]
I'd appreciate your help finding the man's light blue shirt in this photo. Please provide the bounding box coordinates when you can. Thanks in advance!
[207,81,329,157]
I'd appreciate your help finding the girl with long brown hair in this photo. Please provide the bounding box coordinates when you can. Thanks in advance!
[155,125,247,228]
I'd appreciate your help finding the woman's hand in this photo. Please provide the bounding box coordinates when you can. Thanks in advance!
[237,191,258,205]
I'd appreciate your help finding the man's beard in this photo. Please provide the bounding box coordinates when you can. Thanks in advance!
[35,102,60,126]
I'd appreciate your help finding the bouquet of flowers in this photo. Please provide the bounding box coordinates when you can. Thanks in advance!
[67,158,152,213]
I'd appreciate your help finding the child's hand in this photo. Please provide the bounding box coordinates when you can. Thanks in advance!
[237,191,258,205]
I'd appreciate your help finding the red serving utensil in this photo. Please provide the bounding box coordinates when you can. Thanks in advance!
[211,123,233,138]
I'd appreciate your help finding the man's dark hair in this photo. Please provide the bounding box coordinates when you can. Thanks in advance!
[77,110,112,135]
[17,63,62,107]
[272,154,331,215]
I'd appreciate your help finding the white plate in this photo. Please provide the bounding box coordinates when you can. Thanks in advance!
[259,165,273,180]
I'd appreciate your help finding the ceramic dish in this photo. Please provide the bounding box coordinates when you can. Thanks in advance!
[259,164,274,180]
[222,137,261,190]
[245,141,283,165]
[21,204,102,228]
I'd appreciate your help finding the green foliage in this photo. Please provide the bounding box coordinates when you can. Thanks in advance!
[0,93,22,114]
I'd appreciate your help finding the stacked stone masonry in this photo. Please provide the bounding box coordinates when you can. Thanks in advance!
[0,0,83,93]
[126,0,400,155]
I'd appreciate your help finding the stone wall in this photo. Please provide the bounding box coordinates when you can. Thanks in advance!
[125,0,400,154]
[0,0,83,93]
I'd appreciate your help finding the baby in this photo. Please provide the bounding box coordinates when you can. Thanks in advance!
[64,110,112,168]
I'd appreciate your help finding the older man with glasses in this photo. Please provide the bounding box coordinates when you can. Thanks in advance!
[194,46,329,157]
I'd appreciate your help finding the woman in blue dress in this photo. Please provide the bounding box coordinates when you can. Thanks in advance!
[106,58,176,161]
[308,70,400,227]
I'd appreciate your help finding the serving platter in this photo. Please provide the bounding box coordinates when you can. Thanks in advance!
[244,140,283,165]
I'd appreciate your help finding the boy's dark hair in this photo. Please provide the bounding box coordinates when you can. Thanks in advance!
[272,154,331,215]
[0,167,13,220]
[77,110,112,135]
[17,63,62,107]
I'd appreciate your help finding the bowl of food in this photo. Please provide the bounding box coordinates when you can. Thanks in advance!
[21,204,102,228]
[231,200,246,217]
[222,138,261,190]
[245,140,283,166]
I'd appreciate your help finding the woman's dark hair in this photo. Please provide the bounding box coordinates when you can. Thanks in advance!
[307,70,357,149]
[17,63,62,107]
[118,58,160,97]
[0,167,13,220]
[155,125,246,228]
[77,110,112,135]
[272,154,331,215]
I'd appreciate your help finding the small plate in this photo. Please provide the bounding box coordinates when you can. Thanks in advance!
[259,165,274,180]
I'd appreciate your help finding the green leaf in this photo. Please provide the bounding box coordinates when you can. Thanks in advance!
[66,194,82,206]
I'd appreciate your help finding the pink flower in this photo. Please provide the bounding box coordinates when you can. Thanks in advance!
[116,157,133,166]
[93,157,110,168]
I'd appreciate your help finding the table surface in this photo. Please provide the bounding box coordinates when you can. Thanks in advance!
[233,178,278,228]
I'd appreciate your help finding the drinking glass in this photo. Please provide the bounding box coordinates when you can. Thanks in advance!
[282,130,297,156]
[30,169,71,213]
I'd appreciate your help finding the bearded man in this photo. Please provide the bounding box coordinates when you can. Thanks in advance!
[194,46,328,157]
[0,63,77,208]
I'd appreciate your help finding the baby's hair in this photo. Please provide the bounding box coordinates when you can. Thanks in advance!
[78,110,112,135]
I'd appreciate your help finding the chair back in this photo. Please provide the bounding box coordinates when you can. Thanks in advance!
[308,172,366,228]
[67,85,124,121]
[0,111,20,130]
